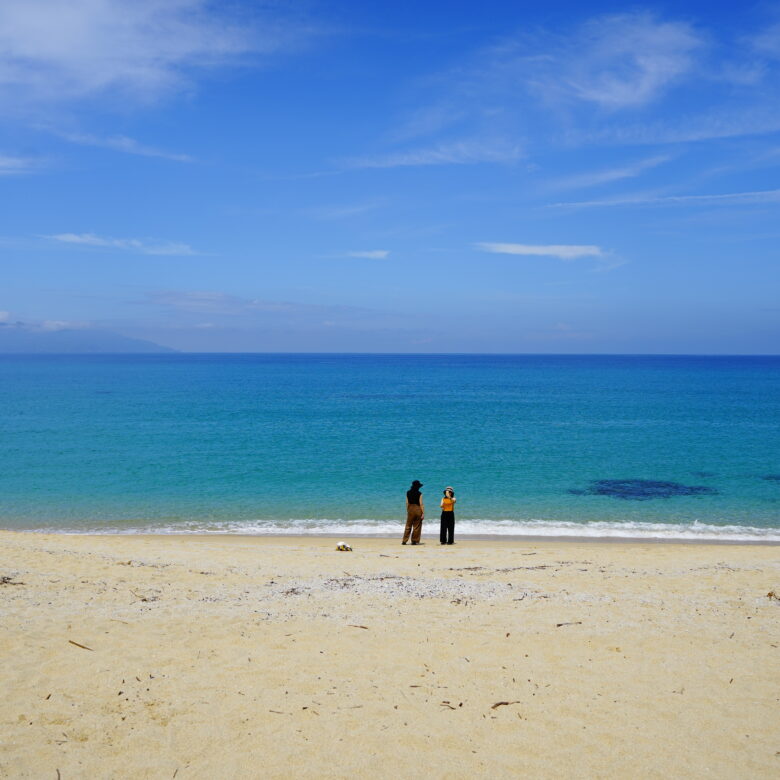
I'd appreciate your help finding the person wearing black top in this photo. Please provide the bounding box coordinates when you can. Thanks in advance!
[402,480,424,545]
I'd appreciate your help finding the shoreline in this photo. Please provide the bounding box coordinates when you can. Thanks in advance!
[3,527,780,546]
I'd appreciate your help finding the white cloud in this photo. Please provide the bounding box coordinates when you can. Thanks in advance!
[406,11,704,135]
[550,13,704,108]
[549,188,780,209]
[362,12,707,186]
[0,154,38,175]
[0,0,309,107]
[547,155,671,191]
[50,130,192,162]
[475,243,604,260]
[48,232,196,255]
[0,310,10,322]
[345,139,523,169]
[345,250,390,259]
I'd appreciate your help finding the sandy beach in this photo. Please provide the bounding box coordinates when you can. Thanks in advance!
[1,531,778,779]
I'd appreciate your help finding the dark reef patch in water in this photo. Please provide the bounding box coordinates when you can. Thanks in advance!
[691,471,715,478]
[571,479,719,501]
[761,474,780,482]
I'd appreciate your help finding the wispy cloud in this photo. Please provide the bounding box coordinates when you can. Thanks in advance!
[0,317,89,332]
[680,143,780,182]
[475,243,604,260]
[389,104,468,145]
[49,130,192,162]
[384,10,780,163]
[38,319,89,332]
[148,291,278,315]
[546,155,671,191]
[543,13,704,109]
[0,0,313,108]
[0,154,39,175]
[549,188,780,209]
[306,202,379,220]
[580,109,780,147]
[529,322,595,342]
[394,10,704,150]
[752,22,780,60]
[147,290,365,318]
[345,250,390,259]
[48,232,196,256]
[345,139,523,169]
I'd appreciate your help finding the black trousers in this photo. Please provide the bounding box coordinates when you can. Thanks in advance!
[440,511,455,544]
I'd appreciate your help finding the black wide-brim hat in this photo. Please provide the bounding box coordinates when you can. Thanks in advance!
[411,480,423,488]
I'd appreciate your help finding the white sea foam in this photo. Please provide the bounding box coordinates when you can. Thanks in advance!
[78,517,780,542]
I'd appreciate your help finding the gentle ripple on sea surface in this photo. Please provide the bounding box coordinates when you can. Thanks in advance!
[1,354,779,539]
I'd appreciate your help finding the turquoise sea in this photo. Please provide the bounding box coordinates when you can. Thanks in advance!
[1,354,779,540]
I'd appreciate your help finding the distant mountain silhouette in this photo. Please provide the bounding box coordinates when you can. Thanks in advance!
[0,325,175,354]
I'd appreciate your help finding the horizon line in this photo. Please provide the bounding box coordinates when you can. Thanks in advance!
[2,351,779,358]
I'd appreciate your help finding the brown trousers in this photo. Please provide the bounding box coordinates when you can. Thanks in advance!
[403,504,423,544]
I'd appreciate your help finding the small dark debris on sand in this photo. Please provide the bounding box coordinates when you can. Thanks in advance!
[129,589,161,603]
[68,640,94,651]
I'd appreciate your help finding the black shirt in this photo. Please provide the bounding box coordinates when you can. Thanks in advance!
[406,489,421,505]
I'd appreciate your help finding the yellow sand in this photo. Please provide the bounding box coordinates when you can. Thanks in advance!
[1,531,778,779]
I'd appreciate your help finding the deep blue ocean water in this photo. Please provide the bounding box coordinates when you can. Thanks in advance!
[1,354,779,540]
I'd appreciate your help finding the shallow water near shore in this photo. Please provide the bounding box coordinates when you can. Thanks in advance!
[1,353,779,540]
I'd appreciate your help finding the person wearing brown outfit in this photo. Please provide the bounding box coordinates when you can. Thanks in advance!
[402,480,424,545]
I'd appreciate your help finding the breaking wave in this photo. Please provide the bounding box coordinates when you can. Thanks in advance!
[44,517,780,542]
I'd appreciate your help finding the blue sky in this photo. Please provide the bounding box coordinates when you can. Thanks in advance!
[1,0,779,353]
